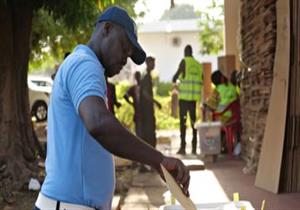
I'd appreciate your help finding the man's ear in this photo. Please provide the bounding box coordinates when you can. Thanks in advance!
[103,22,113,37]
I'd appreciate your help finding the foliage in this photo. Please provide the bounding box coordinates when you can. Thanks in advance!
[156,82,172,97]
[29,0,140,71]
[197,0,224,55]
[30,8,93,66]
[115,81,135,130]
[155,95,179,129]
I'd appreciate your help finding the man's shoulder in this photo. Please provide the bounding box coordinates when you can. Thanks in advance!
[60,51,105,90]
[70,45,101,67]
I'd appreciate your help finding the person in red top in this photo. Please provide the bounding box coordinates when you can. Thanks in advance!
[124,71,142,137]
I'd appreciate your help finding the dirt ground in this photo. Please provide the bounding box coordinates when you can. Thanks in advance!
[0,190,38,210]
[0,165,135,210]
[0,123,45,210]
[0,122,136,210]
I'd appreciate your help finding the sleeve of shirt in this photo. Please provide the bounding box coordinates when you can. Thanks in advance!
[66,59,106,113]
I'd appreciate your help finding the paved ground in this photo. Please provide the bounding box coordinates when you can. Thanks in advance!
[32,125,300,210]
[120,129,300,210]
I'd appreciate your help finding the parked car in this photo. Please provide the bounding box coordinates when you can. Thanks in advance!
[28,75,53,122]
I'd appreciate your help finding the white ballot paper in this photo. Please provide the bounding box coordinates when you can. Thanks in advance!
[161,164,197,210]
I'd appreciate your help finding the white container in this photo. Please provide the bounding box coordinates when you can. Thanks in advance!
[196,121,222,155]
[160,201,255,210]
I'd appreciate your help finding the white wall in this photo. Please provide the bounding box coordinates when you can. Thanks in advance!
[137,31,217,81]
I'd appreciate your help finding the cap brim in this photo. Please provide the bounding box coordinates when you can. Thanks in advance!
[125,31,146,65]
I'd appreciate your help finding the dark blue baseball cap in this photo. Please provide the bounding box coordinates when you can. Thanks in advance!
[97,6,146,65]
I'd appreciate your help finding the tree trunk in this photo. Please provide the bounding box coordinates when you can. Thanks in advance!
[0,1,37,202]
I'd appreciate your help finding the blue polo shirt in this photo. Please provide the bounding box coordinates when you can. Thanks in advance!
[41,45,115,209]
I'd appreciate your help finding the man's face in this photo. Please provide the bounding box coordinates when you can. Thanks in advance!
[146,59,155,72]
[101,24,133,77]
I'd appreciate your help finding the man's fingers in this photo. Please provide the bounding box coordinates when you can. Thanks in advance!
[173,160,190,197]
[182,173,190,196]
[176,162,184,182]
[161,157,191,196]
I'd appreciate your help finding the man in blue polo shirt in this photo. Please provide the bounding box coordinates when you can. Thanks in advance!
[34,6,190,210]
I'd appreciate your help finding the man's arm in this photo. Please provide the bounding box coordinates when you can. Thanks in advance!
[172,59,185,83]
[80,96,161,166]
[141,89,161,109]
[79,96,189,195]
[124,88,134,106]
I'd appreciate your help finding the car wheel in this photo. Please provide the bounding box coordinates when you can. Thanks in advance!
[32,101,48,122]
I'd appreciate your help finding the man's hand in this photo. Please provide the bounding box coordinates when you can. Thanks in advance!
[158,156,190,197]
[155,101,162,109]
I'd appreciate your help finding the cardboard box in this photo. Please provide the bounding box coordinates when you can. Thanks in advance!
[202,63,212,102]
[218,55,236,78]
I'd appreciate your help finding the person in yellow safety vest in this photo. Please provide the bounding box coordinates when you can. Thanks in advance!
[205,70,238,123]
[172,45,203,155]
[216,83,238,122]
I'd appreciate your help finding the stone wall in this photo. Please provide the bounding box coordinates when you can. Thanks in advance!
[239,0,277,173]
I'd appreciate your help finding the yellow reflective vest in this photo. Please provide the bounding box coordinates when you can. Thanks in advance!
[216,83,238,122]
[216,83,238,106]
[178,57,203,101]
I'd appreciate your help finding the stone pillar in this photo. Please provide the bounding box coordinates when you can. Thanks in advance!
[224,0,241,70]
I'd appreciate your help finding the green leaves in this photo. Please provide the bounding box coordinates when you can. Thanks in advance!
[198,0,224,55]
[29,0,139,71]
